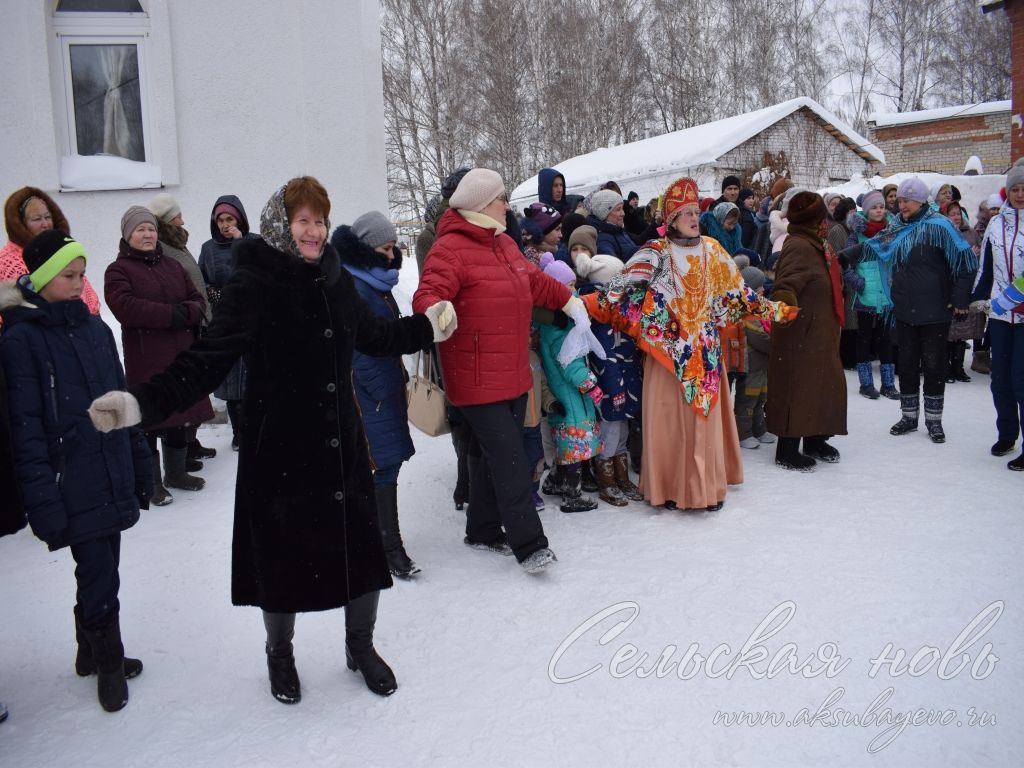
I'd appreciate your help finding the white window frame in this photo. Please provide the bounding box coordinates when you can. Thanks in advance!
[49,6,163,190]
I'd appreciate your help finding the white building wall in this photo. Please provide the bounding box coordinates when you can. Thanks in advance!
[1,0,387,315]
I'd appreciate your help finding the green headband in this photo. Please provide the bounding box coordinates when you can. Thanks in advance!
[29,239,87,291]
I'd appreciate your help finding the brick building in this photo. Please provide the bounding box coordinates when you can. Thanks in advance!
[867,101,1011,176]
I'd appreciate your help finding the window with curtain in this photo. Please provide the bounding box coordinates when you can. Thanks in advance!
[68,43,145,161]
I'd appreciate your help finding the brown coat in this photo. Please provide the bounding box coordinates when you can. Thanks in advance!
[767,230,848,438]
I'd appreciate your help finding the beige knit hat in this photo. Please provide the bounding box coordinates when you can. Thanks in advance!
[449,168,505,212]
[149,192,181,223]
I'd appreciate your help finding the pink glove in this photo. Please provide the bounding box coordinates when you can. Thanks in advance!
[586,385,604,406]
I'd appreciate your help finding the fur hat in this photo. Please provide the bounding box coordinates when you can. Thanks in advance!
[1006,158,1024,191]
[786,192,828,227]
[882,183,898,200]
[120,205,157,241]
[450,168,505,212]
[523,202,562,235]
[575,253,623,285]
[543,260,576,286]
[149,192,181,224]
[896,177,929,204]
[567,224,598,257]
[861,190,885,212]
[590,190,623,222]
[721,175,741,192]
[769,177,793,199]
[351,210,396,249]
[741,266,765,291]
[4,187,70,248]
[22,230,86,292]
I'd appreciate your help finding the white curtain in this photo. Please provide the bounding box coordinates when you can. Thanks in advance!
[99,45,133,158]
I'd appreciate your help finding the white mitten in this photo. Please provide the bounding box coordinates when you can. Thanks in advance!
[88,391,142,432]
[425,300,458,341]
[969,299,992,316]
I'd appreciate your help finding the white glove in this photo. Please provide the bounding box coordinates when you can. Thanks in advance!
[969,299,992,316]
[88,391,142,433]
[425,300,458,342]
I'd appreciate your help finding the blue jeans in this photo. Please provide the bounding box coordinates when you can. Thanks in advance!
[989,320,1024,442]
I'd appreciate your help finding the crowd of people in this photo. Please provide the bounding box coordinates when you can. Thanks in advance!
[1,157,1022,719]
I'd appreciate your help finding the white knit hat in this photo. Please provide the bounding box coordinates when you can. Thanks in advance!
[449,168,505,212]
[986,193,1004,209]
[149,192,181,223]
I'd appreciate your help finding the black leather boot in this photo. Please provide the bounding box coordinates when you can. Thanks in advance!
[263,611,300,704]
[75,606,142,679]
[375,483,419,578]
[345,591,397,697]
[82,616,129,712]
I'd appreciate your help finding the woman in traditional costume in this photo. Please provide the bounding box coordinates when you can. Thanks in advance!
[582,177,797,511]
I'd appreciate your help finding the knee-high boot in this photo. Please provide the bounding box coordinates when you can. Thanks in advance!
[81,615,129,712]
[375,483,419,578]
[263,611,300,704]
[345,591,397,697]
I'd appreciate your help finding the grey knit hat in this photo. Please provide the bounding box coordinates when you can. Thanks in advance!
[1006,158,1024,190]
[896,177,929,204]
[121,205,157,241]
[351,210,396,249]
[741,266,765,291]
[148,192,181,223]
[780,187,808,217]
[590,189,623,221]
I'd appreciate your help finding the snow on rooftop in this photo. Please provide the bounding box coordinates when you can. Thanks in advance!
[512,97,883,201]
[869,100,1011,128]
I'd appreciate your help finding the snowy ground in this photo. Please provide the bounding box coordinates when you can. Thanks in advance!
[1,358,1022,768]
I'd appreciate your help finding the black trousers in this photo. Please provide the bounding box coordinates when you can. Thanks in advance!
[145,426,189,453]
[896,320,950,397]
[458,394,548,562]
[855,311,894,365]
[70,533,121,630]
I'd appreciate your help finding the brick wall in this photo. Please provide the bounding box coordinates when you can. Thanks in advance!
[716,108,877,190]
[868,112,1011,175]
[1010,0,1024,162]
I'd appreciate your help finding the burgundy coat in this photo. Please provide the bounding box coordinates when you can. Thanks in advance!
[413,209,571,406]
[104,240,213,429]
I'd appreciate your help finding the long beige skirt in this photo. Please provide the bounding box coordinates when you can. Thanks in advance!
[639,356,744,508]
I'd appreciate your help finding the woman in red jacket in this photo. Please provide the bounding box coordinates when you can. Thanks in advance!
[413,168,581,574]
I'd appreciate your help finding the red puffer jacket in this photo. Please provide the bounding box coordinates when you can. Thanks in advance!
[413,209,571,407]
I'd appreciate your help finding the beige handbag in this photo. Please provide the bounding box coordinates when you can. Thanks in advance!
[406,350,450,437]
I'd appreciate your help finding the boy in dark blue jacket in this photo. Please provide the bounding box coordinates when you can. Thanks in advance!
[0,230,153,713]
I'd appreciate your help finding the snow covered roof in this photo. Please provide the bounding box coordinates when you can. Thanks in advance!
[511,97,883,202]
[869,100,1011,128]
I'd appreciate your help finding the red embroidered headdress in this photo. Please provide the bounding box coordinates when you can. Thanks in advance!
[662,177,700,225]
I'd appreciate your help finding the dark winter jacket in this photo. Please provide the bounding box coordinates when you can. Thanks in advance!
[0,282,152,550]
[587,215,639,262]
[538,168,569,216]
[0,363,26,537]
[130,232,435,613]
[767,231,848,439]
[198,195,257,402]
[413,208,572,407]
[738,207,758,248]
[105,239,214,430]
[157,220,210,324]
[333,225,414,471]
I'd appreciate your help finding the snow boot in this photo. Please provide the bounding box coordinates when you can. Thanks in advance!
[774,437,816,472]
[150,450,173,506]
[857,362,879,399]
[345,591,397,697]
[879,363,899,400]
[1008,453,1024,471]
[264,611,300,704]
[971,349,991,375]
[463,534,513,556]
[163,445,205,491]
[375,483,419,579]
[75,606,141,679]
[520,547,557,573]
[541,466,564,496]
[594,458,628,507]
[188,437,216,460]
[802,435,840,463]
[740,436,761,449]
[82,616,129,712]
[890,395,919,436]
[924,395,945,443]
[949,342,971,382]
[580,459,599,492]
[560,476,599,513]
[992,439,1016,457]
[611,453,643,500]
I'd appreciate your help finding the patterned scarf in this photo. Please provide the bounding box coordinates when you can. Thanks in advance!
[259,183,330,261]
